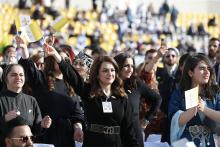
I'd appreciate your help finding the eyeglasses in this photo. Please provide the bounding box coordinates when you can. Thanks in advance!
[10,136,35,143]
[165,54,176,58]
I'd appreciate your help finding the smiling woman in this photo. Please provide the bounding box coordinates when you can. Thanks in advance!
[114,53,162,147]
[2,64,25,93]
[97,61,116,90]
[0,64,52,147]
[168,54,220,147]
[57,55,138,147]
[44,42,139,147]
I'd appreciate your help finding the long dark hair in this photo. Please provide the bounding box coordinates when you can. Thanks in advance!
[89,56,127,98]
[114,53,137,90]
[44,56,74,96]
[175,53,190,83]
[180,54,218,99]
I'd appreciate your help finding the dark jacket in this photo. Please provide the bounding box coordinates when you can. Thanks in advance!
[0,89,42,146]
[124,79,162,147]
[19,58,84,147]
[168,89,220,146]
[58,59,139,147]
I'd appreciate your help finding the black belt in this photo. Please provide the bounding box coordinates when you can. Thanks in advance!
[88,124,120,135]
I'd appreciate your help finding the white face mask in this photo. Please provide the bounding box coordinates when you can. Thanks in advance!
[4,49,17,65]
[5,55,18,65]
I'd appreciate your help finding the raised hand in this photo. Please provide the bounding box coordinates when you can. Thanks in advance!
[158,39,168,57]
[44,35,55,46]
[15,35,29,59]
[43,43,56,57]
[15,36,27,49]
[43,43,62,63]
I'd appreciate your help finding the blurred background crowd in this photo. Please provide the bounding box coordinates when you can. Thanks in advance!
[1,0,220,146]
[0,0,220,64]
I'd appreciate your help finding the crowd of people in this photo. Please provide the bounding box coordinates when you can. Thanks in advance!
[0,1,220,147]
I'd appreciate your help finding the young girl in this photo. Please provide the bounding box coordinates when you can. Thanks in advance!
[169,54,220,146]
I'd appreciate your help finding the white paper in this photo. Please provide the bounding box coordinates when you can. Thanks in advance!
[75,141,82,147]
[33,144,54,147]
[144,142,170,147]
[185,86,199,109]
[172,138,196,147]
[146,134,162,142]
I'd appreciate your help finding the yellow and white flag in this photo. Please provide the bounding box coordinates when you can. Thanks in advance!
[15,15,31,33]
[22,20,43,42]
[51,16,69,32]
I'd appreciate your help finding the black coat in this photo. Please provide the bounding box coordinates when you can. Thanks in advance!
[58,59,139,147]
[19,58,84,147]
[124,79,162,147]
[0,90,42,146]
[156,66,177,143]
[156,67,177,115]
[214,63,220,84]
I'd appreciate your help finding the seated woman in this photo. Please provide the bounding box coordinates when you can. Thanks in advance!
[168,54,220,146]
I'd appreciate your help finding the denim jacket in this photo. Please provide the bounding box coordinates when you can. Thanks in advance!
[168,89,220,147]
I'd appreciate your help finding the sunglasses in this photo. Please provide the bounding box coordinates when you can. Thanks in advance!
[10,136,36,143]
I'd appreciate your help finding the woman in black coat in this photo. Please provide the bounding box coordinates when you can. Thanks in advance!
[44,43,139,147]
[114,53,162,147]
[16,36,84,147]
